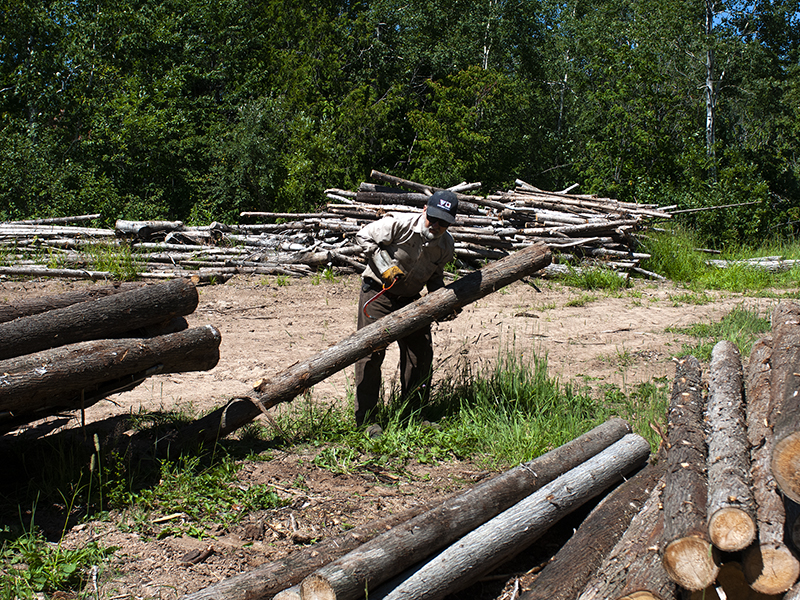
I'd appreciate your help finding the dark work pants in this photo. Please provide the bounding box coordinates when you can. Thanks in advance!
[354,282,433,426]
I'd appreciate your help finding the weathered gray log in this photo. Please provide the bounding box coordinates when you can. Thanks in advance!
[576,477,676,600]
[745,332,800,594]
[115,219,184,239]
[706,340,756,551]
[521,457,666,600]
[0,278,198,361]
[0,282,145,323]
[662,356,720,591]
[0,266,113,280]
[6,214,101,225]
[287,419,633,600]
[0,326,220,429]
[769,302,800,504]
[168,242,552,448]
[180,504,434,600]
[349,434,650,600]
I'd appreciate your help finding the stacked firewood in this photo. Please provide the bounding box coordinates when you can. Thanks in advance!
[0,280,221,433]
[0,171,672,284]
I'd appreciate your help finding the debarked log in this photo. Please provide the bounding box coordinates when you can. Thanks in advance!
[706,340,756,552]
[352,434,651,600]
[169,242,552,449]
[522,456,666,600]
[662,356,720,591]
[0,326,220,428]
[289,418,632,600]
[0,278,198,361]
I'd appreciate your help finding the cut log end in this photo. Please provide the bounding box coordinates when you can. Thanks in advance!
[299,574,336,600]
[708,507,757,552]
[772,432,800,504]
[662,537,720,591]
[743,543,800,595]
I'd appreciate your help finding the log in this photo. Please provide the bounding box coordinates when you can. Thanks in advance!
[290,418,631,600]
[0,265,113,280]
[521,457,666,600]
[0,278,198,361]
[0,326,220,428]
[168,242,552,448]
[0,282,145,323]
[745,331,800,594]
[689,562,781,600]
[769,302,800,504]
[661,356,720,591]
[576,476,676,600]
[706,340,756,551]
[115,219,184,239]
[180,505,434,600]
[354,434,651,600]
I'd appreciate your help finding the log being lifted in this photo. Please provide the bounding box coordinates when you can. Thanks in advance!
[769,302,800,504]
[185,419,630,600]
[522,455,666,600]
[352,434,651,600]
[706,340,756,552]
[0,281,145,323]
[289,418,632,600]
[0,326,221,430]
[168,242,552,450]
[0,278,198,361]
[661,356,720,591]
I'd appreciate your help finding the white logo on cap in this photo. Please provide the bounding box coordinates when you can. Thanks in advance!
[438,200,452,210]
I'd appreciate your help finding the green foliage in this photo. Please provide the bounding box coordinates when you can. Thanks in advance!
[560,265,630,292]
[0,526,116,598]
[667,305,771,361]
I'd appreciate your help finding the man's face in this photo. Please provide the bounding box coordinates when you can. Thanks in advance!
[423,208,450,239]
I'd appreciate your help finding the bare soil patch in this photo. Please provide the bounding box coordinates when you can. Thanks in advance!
[0,274,777,598]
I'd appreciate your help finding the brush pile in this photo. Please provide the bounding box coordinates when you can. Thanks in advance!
[0,171,673,284]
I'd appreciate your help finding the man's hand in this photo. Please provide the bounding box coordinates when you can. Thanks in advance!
[381,265,404,284]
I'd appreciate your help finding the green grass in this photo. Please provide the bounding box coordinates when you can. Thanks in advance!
[559,265,630,292]
[666,304,772,361]
[84,242,142,280]
[641,227,800,292]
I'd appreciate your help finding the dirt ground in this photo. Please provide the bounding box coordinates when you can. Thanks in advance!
[0,272,780,599]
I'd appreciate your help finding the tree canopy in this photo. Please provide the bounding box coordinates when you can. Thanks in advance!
[1,0,798,245]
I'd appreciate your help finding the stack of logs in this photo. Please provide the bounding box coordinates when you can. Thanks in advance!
[0,279,221,433]
[0,171,672,284]
[181,302,800,600]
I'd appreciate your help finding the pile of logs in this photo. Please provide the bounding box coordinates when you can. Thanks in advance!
[179,301,800,600]
[0,171,674,284]
[0,279,221,433]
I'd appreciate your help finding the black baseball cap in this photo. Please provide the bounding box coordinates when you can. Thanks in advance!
[426,190,459,224]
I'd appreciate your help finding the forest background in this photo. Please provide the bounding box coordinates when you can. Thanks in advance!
[1,0,798,247]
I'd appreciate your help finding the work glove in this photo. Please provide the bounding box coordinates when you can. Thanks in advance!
[381,264,404,285]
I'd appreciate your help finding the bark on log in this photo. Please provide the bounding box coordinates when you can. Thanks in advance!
[289,419,632,600]
[0,281,145,323]
[115,219,184,239]
[168,242,552,449]
[180,505,433,600]
[745,330,800,594]
[769,302,800,504]
[0,278,198,361]
[577,476,676,600]
[521,457,666,600]
[662,356,720,591]
[706,340,756,551]
[354,434,651,600]
[0,326,220,429]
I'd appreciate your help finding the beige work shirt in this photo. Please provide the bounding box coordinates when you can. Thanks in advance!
[356,211,455,297]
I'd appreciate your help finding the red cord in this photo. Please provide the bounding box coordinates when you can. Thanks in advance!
[363,277,399,319]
